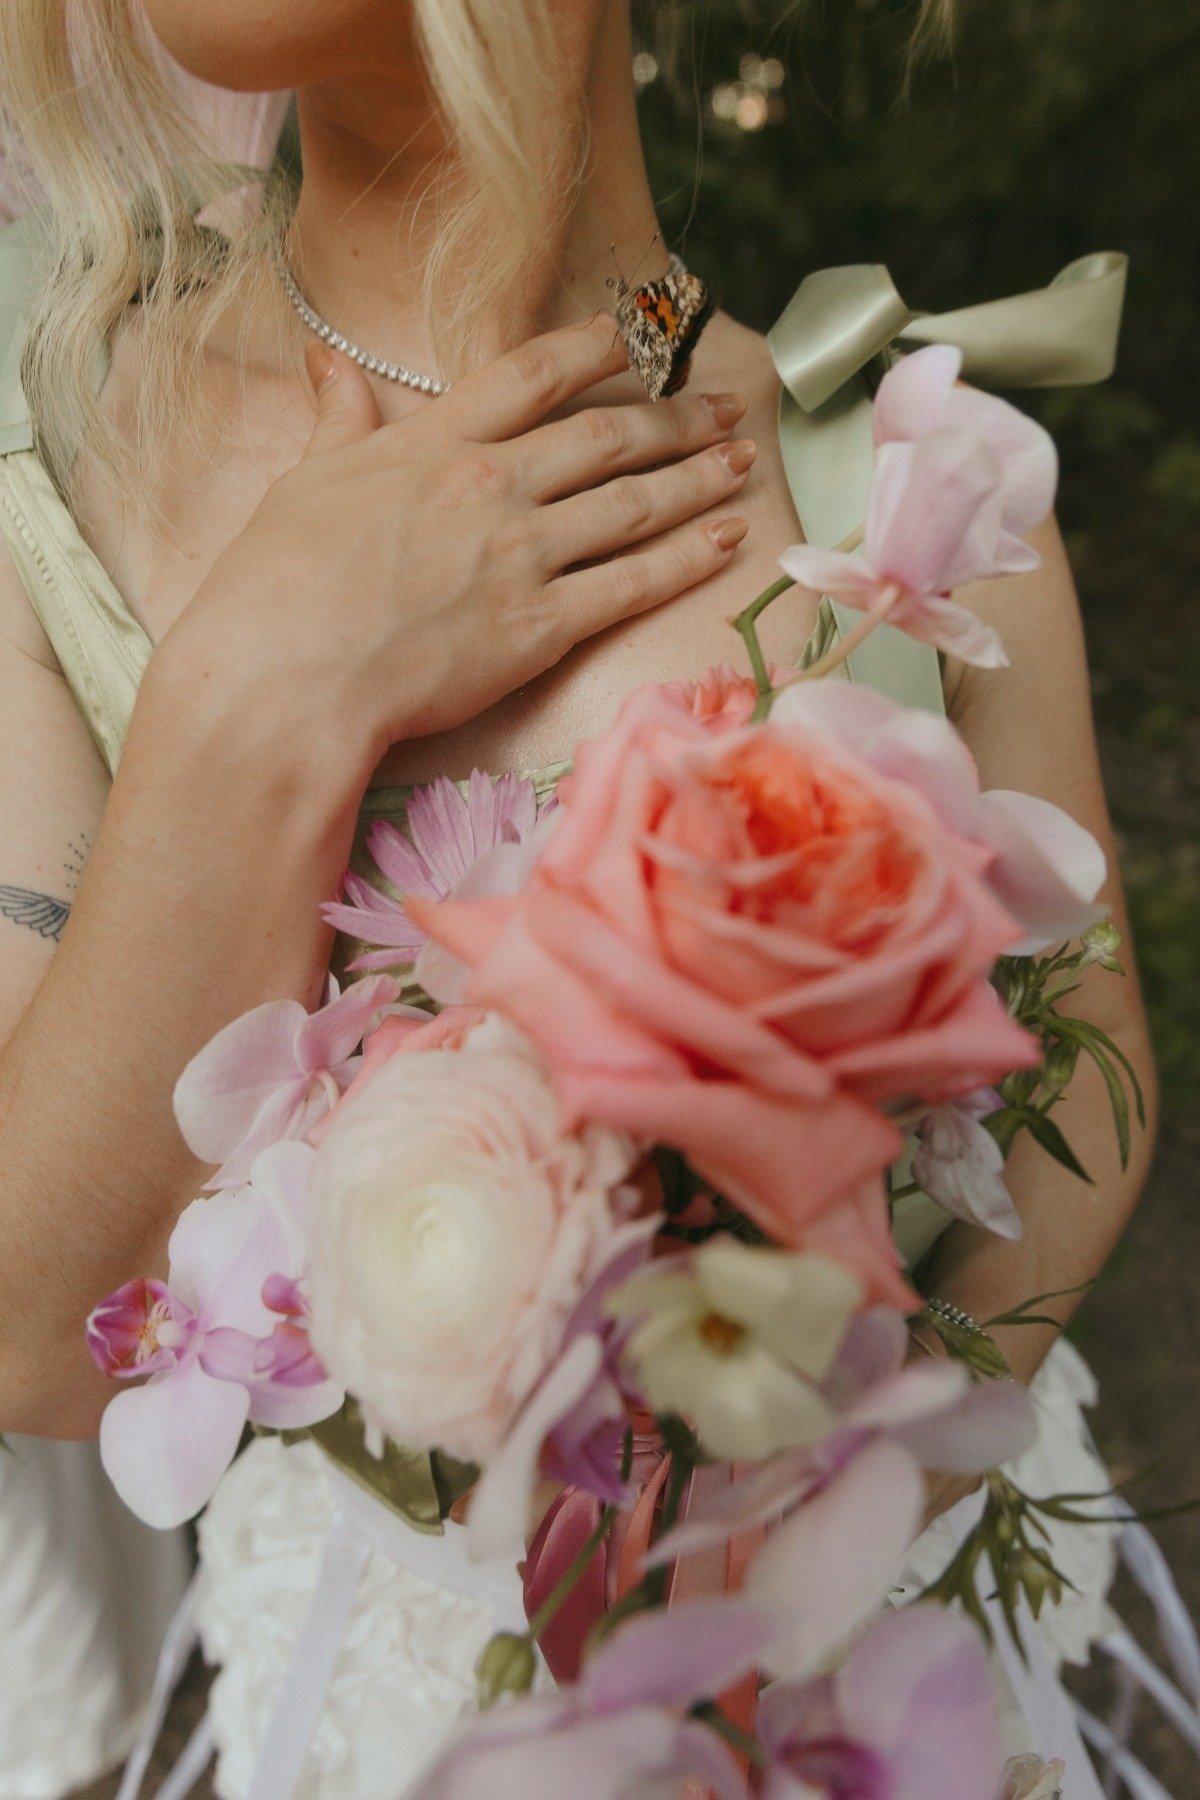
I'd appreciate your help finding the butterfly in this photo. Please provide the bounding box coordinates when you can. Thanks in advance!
[611,251,716,402]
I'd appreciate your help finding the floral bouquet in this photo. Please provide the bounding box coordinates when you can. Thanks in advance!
[89,347,1143,1800]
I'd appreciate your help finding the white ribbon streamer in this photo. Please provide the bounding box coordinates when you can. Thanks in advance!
[116,1572,205,1800]
[244,1505,371,1800]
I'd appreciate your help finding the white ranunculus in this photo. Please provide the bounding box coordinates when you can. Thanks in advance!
[607,1238,862,1461]
[306,1014,636,1465]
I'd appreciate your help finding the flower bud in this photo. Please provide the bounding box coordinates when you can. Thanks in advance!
[475,1631,537,1707]
[1079,920,1124,973]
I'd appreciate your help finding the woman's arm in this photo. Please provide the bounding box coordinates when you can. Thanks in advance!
[927,515,1159,1385]
[0,317,757,1438]
[0,556,366,1438]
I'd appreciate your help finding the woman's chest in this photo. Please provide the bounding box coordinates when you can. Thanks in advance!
[78,329,821,784]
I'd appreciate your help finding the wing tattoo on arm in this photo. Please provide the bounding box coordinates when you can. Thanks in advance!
[0,885,71,942]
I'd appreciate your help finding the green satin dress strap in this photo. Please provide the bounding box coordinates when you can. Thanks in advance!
[768,252,1128,716]
[0,214,149,776]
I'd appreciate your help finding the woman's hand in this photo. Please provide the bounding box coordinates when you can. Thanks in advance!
[161,311,754,773]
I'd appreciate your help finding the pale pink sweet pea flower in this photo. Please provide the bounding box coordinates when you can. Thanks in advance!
[913,1087,1022,1239]
[173,973,400,1189]
[89,1142,342,1529]
[769,679,1106,953]
[404,1600,768,1800]
[321,770,548,970]
[778,345,1058,668]
[873,344,1058,553]
[757,1603,1003,1800]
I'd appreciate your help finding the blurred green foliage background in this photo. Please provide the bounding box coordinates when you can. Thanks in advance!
[634,6,1200,1774]
[634,0,1200,1116]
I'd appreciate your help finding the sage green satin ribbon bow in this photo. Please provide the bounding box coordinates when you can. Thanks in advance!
[767,252,1127,707]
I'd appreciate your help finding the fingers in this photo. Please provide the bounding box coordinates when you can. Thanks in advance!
[443,312,632,442]
[519,391,748,504]
[550,514,750,644]
[541,439,757,569]
[301,344,383,457]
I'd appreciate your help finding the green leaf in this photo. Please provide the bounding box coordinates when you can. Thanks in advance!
[983,1279,1096,1329]
[1043,1018,1130,1165]
[1046,1014,1146,1130]
[1022,1109,1094,1183]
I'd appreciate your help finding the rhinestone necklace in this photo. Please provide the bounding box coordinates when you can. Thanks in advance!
[275,240,450,396]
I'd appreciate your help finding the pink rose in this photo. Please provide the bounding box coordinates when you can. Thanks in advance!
[411,684,1038,1305]
[305,1013,638,1464]
[662,665,763,732]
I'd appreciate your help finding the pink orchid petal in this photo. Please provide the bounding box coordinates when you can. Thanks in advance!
[745,1439,925,1680]
[86,1277,188,1379]
[467,1335,604,1560]
[173,998,310,1162]
[871,344,962,447]
[841,1362,969,1434]
[822,1306,911,1406]
[913,1104,1023,1240]
[201,1079,311,1192]
[98,1357,250,1528]
[838,1605,1002,1800]
[407,1706,743,1800]
[894,1377,1037,1475]
[246,1367,344,1431]
[974,789,1107,953]
[646,1454,814,1568]
[293,973,399,1075]
[582,1599,776,1714]
[167,1185,296,1336]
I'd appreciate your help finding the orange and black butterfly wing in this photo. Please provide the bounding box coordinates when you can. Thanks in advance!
[615,268,716,401]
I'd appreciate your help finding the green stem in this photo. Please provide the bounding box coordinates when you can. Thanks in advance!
[889,1179,921,1203]
[690,1701,768,1770]
[772,583,902,692]
[527,1504,617,1641]
[731,575,795,701]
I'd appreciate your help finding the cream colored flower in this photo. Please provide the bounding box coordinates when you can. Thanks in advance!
[306,1014,636,1465]
[1000,1754,1065,1800]
[607,1238,862,1461]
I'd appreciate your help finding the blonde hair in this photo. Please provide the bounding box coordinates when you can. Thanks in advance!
[0,0,583,503]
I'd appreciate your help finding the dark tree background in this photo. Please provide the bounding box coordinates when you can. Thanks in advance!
[634,1,1200,1781]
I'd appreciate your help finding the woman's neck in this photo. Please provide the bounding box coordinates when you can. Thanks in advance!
[285,0,666,382]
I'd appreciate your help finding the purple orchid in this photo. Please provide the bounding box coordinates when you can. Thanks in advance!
[88,1142,342,1528]
[404,1600,770,1800]
[466,1224,655,1560]
[321,770,549,972]
[913,1087,1022,1240]
[770,679,1106,953]
[173,972,400,1190]
[757,1603,1003,1800]
[778,344,1058,668]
